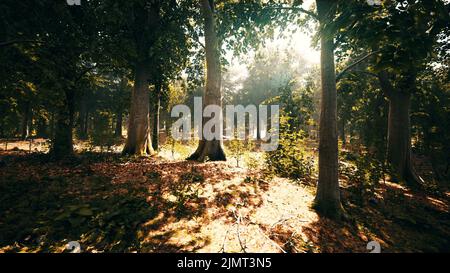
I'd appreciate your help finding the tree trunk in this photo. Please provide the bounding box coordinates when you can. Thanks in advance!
[152,82,161,151]
[386,91,423,186]
[122,62,154,156]
[313,0,343,219]
[188,0,226,161]
[0,119,4,138]
[115,110,123,138]
[50,111,55,140]
[378,71,423,187]
[339,117,346,146]
[36,117,49,138]
[78,93,88,140]
[21,101,31,140]
[51,89,75,159]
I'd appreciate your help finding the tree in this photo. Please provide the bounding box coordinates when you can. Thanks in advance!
[1,0,100,159]
[312,0,344,218]
[335,0,450,186]
[118,2,160,156]
[188,0,227,161]
[187,0,293,161]
[94,0,192,156]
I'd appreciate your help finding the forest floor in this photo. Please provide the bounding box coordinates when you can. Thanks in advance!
[0,139,449,253]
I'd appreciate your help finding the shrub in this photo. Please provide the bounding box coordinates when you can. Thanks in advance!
[265,116,314,182]
[225,131,255,167]
[340,151,385,204]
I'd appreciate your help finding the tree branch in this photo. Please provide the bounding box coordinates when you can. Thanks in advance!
[192,36,206,50]
[336,50,380,82]
[0,40,43,47]
[266,6,318,20]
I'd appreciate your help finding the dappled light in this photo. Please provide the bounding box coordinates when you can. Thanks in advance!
[1,0,449,254]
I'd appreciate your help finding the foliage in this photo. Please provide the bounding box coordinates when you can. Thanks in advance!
[88,111,120,152]
[163,131,197,160]
[340,150,385,205]
[225,131,255,167]
[265,116,315,183]
[169,168,204,217]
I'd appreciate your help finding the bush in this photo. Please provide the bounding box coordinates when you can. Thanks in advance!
[265,116,314,182]
[225,133,254,167]
[163,130,196,160]
[340,151,385,204]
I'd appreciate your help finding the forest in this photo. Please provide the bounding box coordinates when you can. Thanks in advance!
[0,0,449,254]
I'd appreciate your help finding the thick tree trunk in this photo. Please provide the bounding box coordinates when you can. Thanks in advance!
[313,0,343,219]
[378,71,423,187]
[188,0,226,161]
[152,82,161,151]
[122,62,154,156]
[386,91,423,186]
[51,90,75,159]
[21,101,31,140]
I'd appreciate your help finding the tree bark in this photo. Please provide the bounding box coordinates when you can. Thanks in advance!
[313,0,343,219]
[51,89,75,159]
[122,62,154,156]
[152,82,161,151]
[36,117,49,138]
[122,2,160,156]
[115,110,123,138]
[378,71,423,187]
[78,92,88,140]
[0,119,4,138]
[187,0,226,161]
[21,101,31,140]
[339,117,346,146]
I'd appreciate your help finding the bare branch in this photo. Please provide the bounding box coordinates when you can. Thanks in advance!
[233,209,247,253]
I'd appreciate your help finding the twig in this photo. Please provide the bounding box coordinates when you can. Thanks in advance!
[270,216,308,229]
[256,225,286,253]
[219,224,232,253]
[233,209,247,253]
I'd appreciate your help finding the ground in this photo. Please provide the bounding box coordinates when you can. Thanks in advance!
[0,139,449,253]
